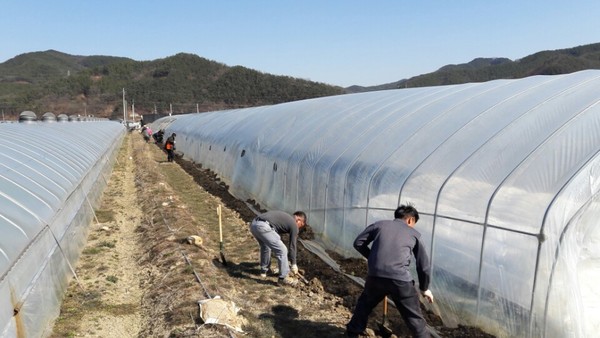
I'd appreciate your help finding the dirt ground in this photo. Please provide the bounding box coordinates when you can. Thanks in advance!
[51,133,495,338]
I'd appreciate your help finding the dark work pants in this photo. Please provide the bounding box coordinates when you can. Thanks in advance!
[346,276,429,338]
[167,149,174,162]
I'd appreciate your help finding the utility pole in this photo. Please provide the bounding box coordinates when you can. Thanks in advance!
[170,103,173,116]
[122,88,126,123]
[132,99,135,122]
[196,103,199,113]
[154,104,157,114]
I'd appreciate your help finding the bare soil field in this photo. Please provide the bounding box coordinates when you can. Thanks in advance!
[51,133,495,338]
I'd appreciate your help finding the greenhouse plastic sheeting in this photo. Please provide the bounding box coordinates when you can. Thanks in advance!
[150,70,600,337]
[0,120,125,337]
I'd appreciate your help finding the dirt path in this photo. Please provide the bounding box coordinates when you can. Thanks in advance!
[51,133,494,338]
[51,134,143,337]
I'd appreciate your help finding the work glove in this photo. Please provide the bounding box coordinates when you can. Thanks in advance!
[422,289,434,303]
[291,264,299,275]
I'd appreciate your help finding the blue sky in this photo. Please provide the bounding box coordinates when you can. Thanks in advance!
[2,1,599,87]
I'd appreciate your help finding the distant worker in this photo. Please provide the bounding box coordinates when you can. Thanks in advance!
[346,204,434,338]
[141,126,152,143]
[147,126,153,141]
[249,210,306,287]
[153,129,165,143]
[164,133,176,162]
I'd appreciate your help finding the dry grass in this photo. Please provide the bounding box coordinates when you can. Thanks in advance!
[94,209,115,223]
[51,133,493,338]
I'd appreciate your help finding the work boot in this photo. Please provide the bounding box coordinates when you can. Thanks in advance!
[259,267,279,278]
[277,276,298,287]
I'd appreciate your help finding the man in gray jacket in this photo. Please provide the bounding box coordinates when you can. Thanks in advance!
[250,210,306,286]
[346,204,434,338]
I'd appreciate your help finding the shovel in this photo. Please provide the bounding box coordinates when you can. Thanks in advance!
[295,272,309,285]
[217,204,227,266]
[379,296,393,337]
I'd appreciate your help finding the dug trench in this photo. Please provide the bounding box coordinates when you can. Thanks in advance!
[53,133,495,338]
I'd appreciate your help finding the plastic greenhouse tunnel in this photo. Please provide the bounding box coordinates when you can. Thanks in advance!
[0,119,125,337]
[149,69,600,338]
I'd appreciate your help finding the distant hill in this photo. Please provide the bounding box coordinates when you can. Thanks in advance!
[2,43,600,119]
[0,50,343,120]
[0,50,132,83]
[346,42,600,93]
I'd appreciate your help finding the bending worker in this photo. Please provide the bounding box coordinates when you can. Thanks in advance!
[346,204,434,338]
[249,210,306,287]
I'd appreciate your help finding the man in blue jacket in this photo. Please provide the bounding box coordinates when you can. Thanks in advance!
[346,204,434,338]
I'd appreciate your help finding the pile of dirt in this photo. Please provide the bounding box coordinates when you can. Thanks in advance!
[53,134,495,338]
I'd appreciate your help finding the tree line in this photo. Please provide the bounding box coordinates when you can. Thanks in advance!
[0,51,343,120]
[2,43,600,119]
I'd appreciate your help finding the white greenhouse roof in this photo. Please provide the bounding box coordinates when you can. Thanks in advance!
[0,120,125,337]
[151,70,600,337]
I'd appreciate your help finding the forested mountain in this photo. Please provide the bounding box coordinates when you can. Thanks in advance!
[346,42,600,93]
[0,50,343,120]
[1,43,600,119]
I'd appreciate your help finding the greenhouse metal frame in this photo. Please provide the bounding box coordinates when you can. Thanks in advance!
[151,70,600,337]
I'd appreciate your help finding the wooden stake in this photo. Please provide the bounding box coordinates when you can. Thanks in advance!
[218,204,227,265]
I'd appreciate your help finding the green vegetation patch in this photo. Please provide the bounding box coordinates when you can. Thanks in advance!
[94,209,115,223]
[50,288,138,338]
[98,240,116,248]
[82,247,102,255]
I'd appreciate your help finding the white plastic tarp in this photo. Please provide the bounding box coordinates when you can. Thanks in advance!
[151,70,600,338]
[0,120,125,337]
